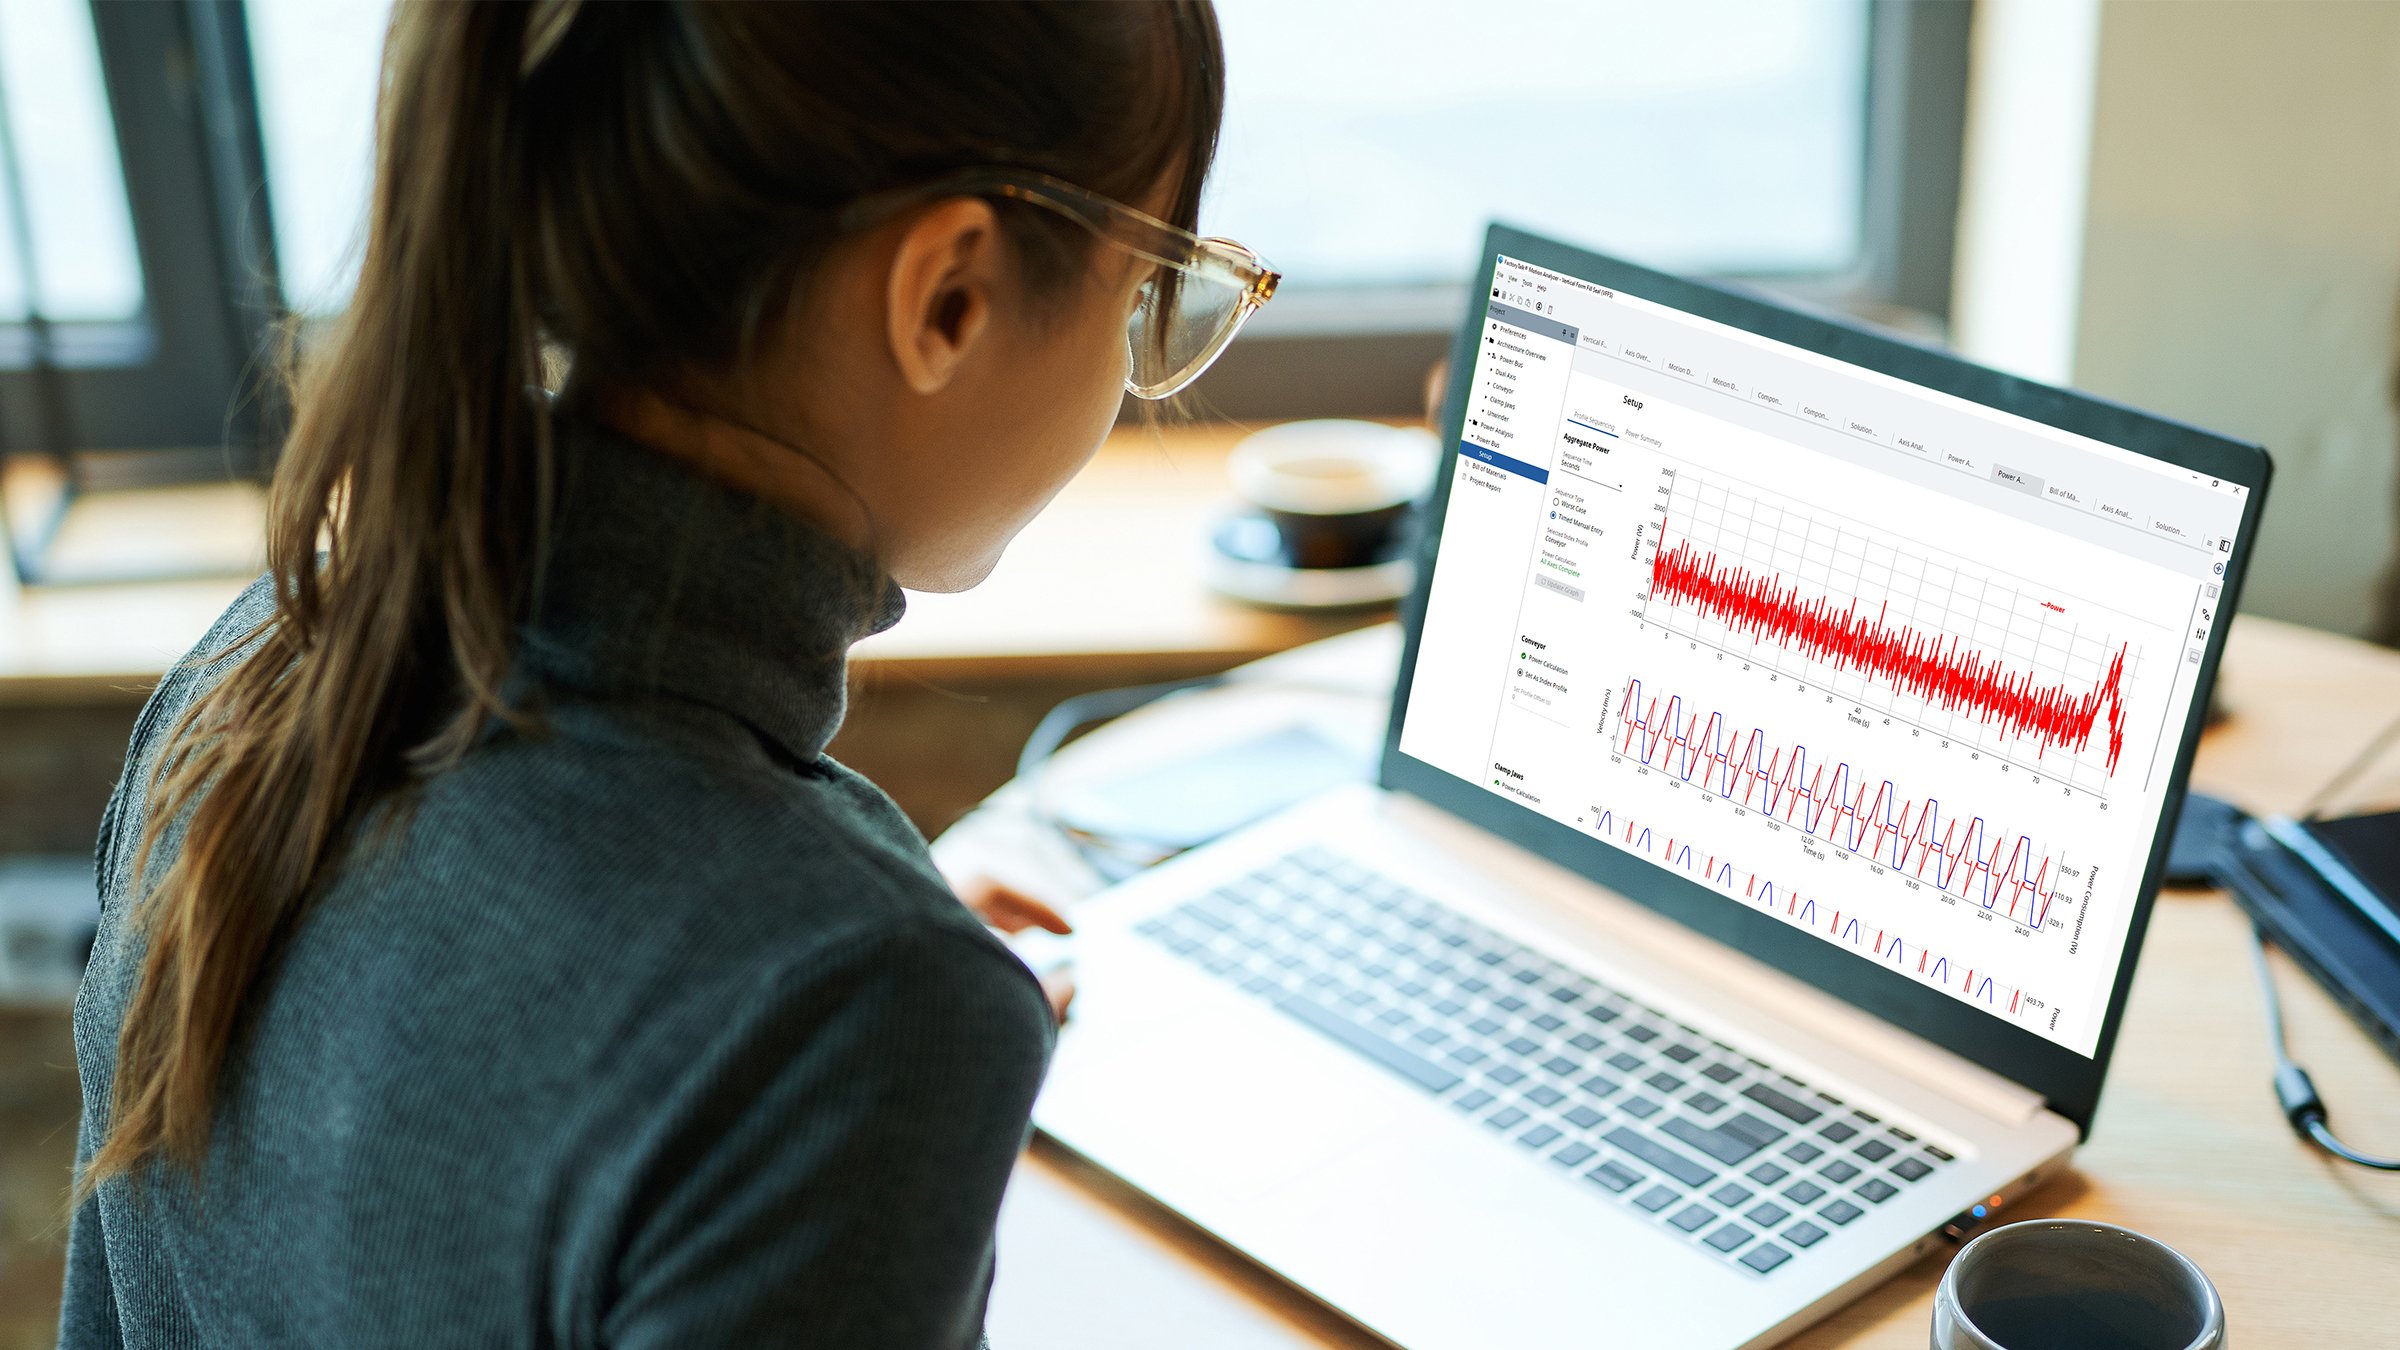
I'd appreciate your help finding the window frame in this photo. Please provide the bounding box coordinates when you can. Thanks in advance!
[0,0,279,478]
[1172,0,1975,423]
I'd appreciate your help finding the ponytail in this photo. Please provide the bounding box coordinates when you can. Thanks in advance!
[83,1,554,1194]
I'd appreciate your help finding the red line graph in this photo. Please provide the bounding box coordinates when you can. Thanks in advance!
[1648,514,2130,775]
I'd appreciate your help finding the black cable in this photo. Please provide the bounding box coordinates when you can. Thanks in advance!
[2246,923,2400,1170]
[2299,705,2400,821]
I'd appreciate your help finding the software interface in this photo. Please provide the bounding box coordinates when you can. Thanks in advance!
[1399,255,2247,1057]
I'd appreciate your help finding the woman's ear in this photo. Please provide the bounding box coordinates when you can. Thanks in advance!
[884,198,1001,395]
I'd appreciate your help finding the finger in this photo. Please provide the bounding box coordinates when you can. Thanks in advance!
[1039,968,1077,1024]
[960,876,1074,935]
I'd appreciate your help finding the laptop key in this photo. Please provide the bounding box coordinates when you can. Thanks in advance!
[1621,1096,1661,1120]
[1742,1081,1823,1125]
[1662,1043,1700,1064]
[1569,1032,1604,1052]
[1784,1141,1823,1164]
[1625,1023,1660,1044]
[1586,1159,1640,1192]
[1701,1062,1742,1085]
[1856,1178,1899,1204]
[1632,1184,1679,1212]
[1506,1036,1542,1056]
[1687,1091,1726,1114]
[1821,1160,1860,1184]
[1488,1066,1526,1086]
[1704,1224,1752,1252]
[1709,1183,1752,1208]
[1551,1141,1597,1168]
[1855,1138,1895,1163]
[1532,1012,1566,1032]
[1565,1105,1606,1129]
[1661,1115,1767,1166]
[1668,1205,1714,1233]
[1784,1181,1826,1206]
[1740,1242,1791,1274]
[1746,1201,1790,1227]
[1783,1221,1827,1248]
[1893,1157,1934,1182]
[1747,1162,1789,1186]
[1452,1089,1494,1113]
[1486,1107,1528,1130]
[1271,994,1463,1094]
[1525,1085,1565,1108]
[1608,1052,1644,1072]
[1543,1056,1579,1076]
[1518,1125,1562,1150]
[1645,1071,1685,1094]
[1820,1121,1858,1144]
[1604,1127,1717,1188]
[1821,1199,1864,1226]
[1925,1144,1956,1162]
[1579,1074,1621,1098]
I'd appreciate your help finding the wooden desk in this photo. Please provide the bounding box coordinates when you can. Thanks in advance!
[943,615,2400,1349]
[0,421,1378,704]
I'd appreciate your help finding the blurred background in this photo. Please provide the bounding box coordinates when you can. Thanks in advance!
[1,0,2397,1341]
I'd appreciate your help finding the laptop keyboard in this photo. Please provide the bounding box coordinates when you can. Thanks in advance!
[1132,846,1959,1278]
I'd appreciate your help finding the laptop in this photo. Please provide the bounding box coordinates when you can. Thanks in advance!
[1033,224,2271,1348]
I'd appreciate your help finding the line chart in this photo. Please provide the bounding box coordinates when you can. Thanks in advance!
[1638,466,2157,794]
[1617,676,2066,931]
[1590,801,2037,1019]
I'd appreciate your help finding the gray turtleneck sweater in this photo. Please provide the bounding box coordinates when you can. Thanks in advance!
[60,420,1054,1348]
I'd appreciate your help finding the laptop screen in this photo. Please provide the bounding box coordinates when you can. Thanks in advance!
[1395,252,2249,1059]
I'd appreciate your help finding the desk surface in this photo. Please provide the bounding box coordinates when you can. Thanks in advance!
[0,422,1377,703]
[944,615,2400,1349]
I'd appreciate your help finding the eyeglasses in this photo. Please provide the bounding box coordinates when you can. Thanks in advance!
[842,168,1279,401]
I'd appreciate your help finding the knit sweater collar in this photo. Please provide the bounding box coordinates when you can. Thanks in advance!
[518,415,904,763]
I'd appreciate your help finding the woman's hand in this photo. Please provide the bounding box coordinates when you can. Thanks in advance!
[955,875,1075,1023]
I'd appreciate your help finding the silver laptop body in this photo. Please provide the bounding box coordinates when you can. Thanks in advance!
[1033,226,2270,1349]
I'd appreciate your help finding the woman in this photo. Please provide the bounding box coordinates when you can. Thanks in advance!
[61,2,1272,1345]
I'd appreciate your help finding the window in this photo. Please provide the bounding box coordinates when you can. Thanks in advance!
[7,0,1968,465]
[246,0,391,316]
[0,0,143,326]
[1207,0,1871,289]
[1194,0,1971,419]
[0,2,276,475]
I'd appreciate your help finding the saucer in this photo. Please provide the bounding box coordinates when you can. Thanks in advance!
[1202,507,1417,611]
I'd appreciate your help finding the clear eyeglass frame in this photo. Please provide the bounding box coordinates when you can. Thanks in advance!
[841,167,1279,401]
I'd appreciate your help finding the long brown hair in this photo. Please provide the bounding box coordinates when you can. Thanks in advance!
[86,0,1223,1194]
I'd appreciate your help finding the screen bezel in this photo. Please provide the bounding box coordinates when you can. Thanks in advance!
[1379,223,2272,1137]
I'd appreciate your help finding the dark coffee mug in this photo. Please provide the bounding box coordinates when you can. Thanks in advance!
[1933,1220,2226,1350]
[1227,420,1435,571]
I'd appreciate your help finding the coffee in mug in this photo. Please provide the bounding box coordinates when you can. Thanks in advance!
[1206,419,1437,609]
[1933,1220,2226,1350]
